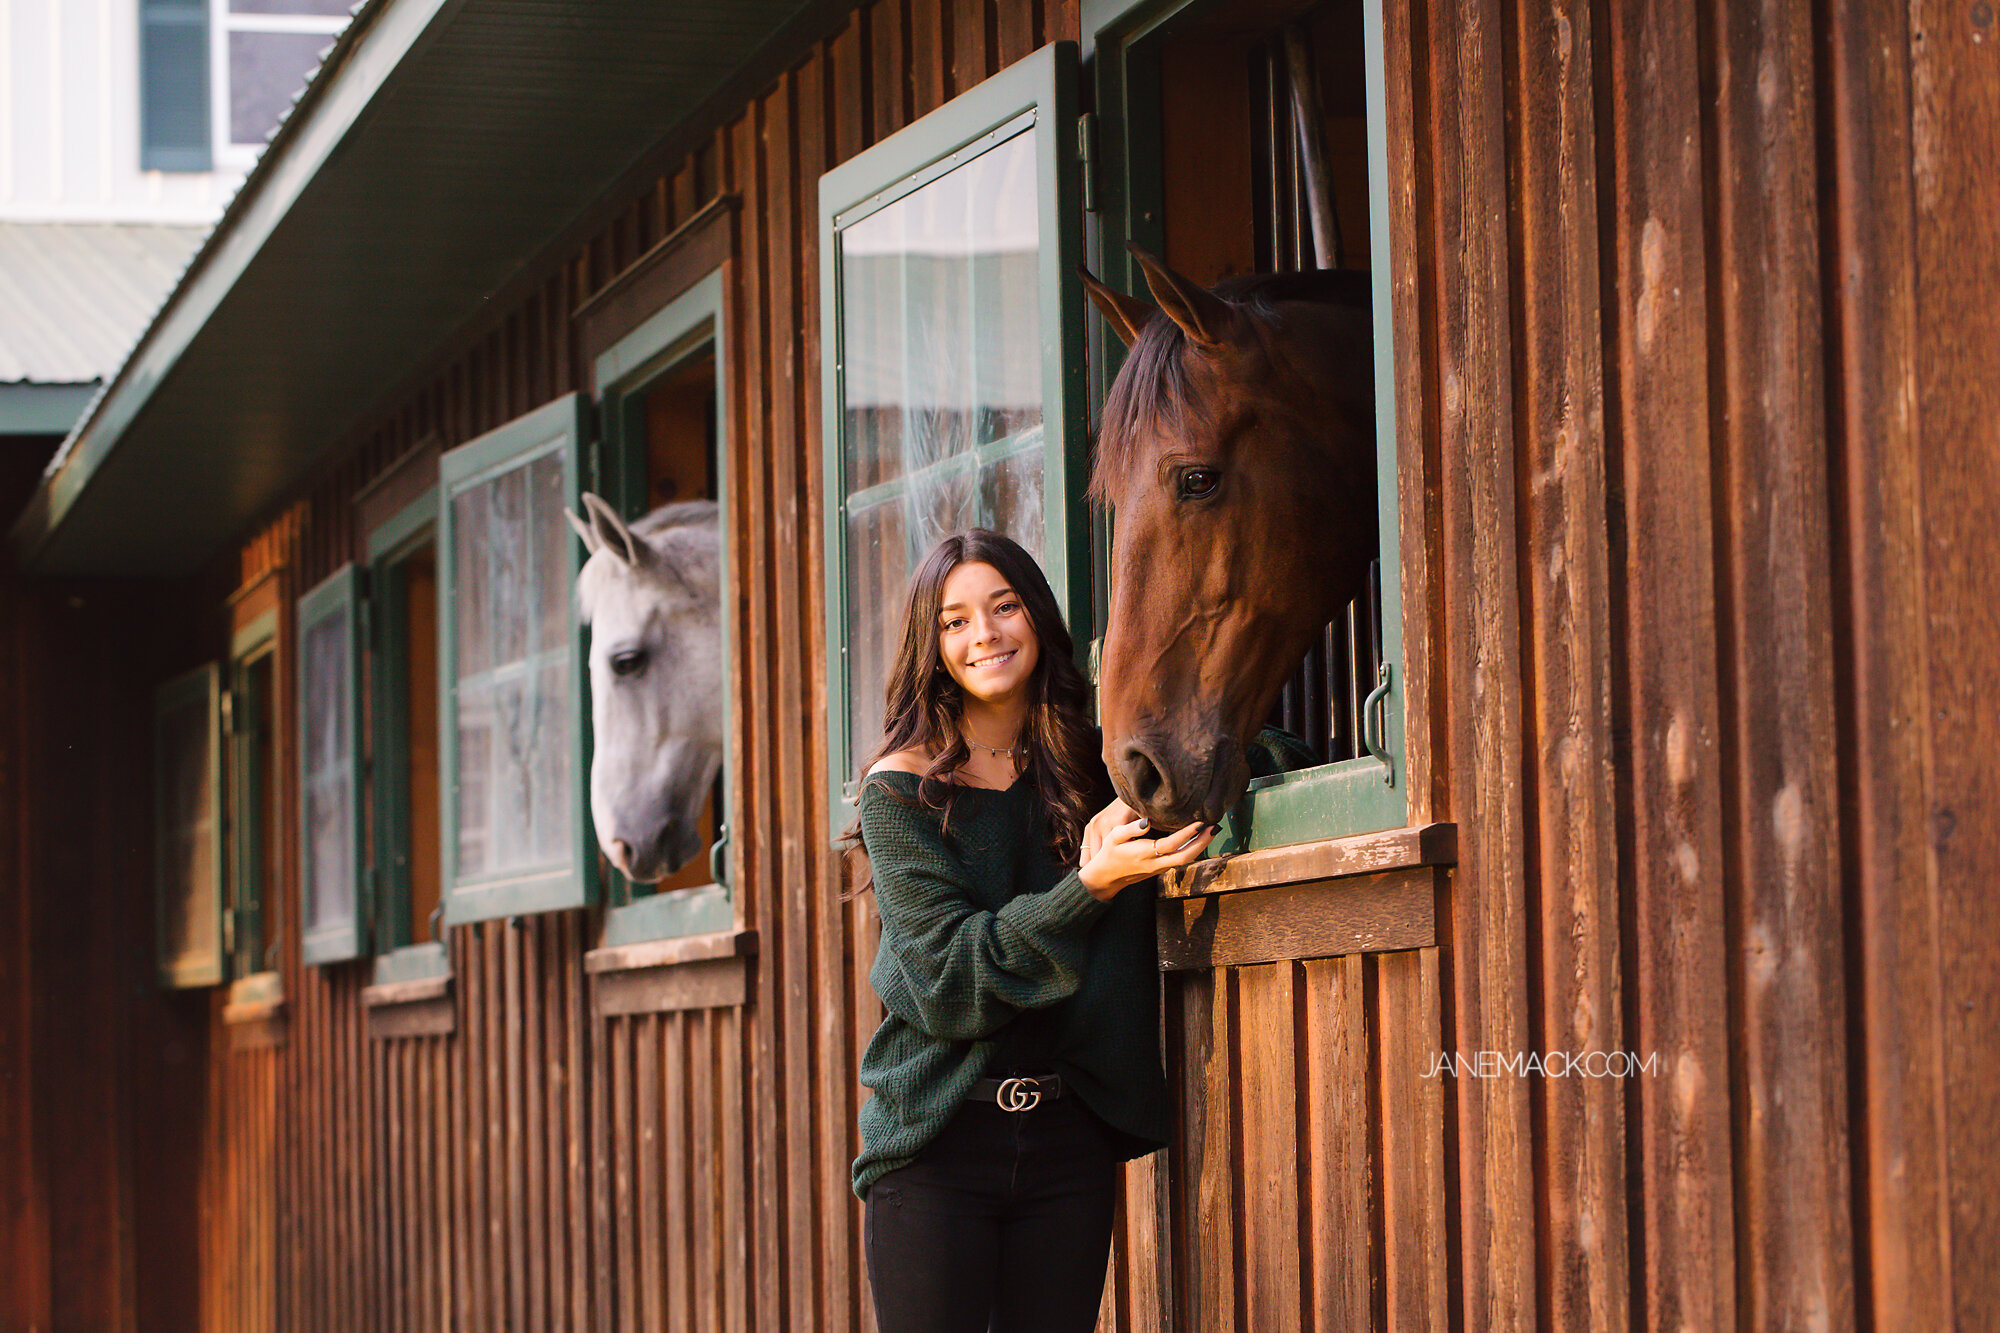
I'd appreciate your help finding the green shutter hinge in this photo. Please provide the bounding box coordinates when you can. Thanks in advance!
[220,688,237,737]
[1078,111,1098,213]
[222,907,237,956]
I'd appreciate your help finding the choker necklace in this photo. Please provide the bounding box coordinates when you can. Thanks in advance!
[962,727,1024,759]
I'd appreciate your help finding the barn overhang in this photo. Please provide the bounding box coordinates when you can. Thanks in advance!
[10,0,837,577]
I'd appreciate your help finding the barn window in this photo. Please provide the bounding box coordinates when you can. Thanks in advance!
[819,41,1088,834]
[226,610,282,979]
[1089,0,1410,847]
[589,269,736,945]
[437,395,593,924]
[297,564,365,965]
[155,662,226,987]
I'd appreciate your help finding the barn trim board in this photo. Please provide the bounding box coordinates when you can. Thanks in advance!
[3,0,1997,1329]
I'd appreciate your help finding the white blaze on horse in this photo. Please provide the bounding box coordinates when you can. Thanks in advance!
[567,493,723,883]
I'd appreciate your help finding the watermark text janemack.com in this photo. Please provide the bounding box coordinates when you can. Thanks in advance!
[1423,1050,1663,1079]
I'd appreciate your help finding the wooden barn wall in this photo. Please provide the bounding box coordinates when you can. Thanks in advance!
[0,440,208,1333]
[106,0,1995,1329]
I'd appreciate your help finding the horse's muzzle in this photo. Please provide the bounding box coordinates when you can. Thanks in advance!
[1113,733,1246,828]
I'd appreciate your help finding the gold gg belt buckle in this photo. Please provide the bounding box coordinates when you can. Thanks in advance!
[995,1076,1044,1112]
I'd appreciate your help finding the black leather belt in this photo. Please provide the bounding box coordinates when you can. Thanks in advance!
[969,1073,1063,1111]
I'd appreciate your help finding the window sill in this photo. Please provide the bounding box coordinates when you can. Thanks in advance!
[364,944,454,1038]
[585,927,756,1016]
[224,971,287,1049]
[1154,824,1456,972]
[1158,821,1456,900]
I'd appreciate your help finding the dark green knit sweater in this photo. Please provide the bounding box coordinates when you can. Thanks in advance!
[851,769,1168,1198]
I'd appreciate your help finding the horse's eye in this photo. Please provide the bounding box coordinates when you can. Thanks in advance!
[1178,468,1221,500]
[610,649,648,678]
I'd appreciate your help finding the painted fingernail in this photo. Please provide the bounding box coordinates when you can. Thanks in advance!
[1136,818,1150,830]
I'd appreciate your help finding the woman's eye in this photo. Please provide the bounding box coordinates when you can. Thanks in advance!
[610,649,648,677]
[1178,468,1221,500]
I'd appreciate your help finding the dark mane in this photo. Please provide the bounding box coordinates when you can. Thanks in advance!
[1090,268,1373,502]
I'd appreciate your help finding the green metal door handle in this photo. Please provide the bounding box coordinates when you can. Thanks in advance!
[1363,661,1395,787]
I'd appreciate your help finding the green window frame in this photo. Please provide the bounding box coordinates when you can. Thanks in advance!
[227,611,280,978]
[297,564,366,965]
[819,40,1089,836]
[364,487,452,985]
[1085,0,1410,851]
[437,394,594,924]
[592,269,737,945]
[155,661,226,988]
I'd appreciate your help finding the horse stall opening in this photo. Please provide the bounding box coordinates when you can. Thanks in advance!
[3,0,1998,1329]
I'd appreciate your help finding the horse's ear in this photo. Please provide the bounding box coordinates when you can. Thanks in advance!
[565,505,602,555]
[1127,244,1236,349]
[1078,266,1153,348]
[580,491,649,569]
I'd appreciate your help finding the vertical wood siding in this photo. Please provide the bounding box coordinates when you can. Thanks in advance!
[36,0,1983,1328]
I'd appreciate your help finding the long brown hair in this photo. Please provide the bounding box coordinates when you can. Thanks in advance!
[844,530,1101,879]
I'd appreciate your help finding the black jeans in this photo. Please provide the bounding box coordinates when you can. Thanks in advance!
[864,1091,1120,1333]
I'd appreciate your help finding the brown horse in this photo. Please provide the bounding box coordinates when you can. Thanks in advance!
[1084,248,1378,827]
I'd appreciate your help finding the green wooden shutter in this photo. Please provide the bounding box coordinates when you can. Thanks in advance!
[819,42,1088,839]
[298,565,367,964]
[140,0,211,172]
[438,394,594,924]
[156,662,225,988]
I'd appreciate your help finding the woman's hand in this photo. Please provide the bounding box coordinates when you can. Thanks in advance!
[1078,803,1216,901]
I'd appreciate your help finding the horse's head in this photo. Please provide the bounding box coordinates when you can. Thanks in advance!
[1086,248,1377,826]
[568,494,723,883]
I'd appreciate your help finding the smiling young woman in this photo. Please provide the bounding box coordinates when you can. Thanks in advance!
[844,529,1213,1332]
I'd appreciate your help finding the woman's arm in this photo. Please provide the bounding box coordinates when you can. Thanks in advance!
[862,790,1109,1042]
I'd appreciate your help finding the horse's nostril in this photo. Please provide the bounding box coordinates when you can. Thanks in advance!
[1120,744,1164,803]
[608,839,633,875]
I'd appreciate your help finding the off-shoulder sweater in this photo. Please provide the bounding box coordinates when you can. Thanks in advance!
[851,769,1168,1199]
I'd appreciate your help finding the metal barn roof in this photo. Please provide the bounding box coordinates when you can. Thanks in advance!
[0,223,207,386]
[11,0,821,575]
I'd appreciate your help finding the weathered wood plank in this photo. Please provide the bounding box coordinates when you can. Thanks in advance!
[910,0,947,119]
[1236,963,1303,1327]
[1422,0,1536,1325]
[1909,0,2000,1321]
[1376,948,1446,1331]
[1503,0,1630,1323]
[594,955,751,1015]
[798,43,862,1333]
[613,1016,638,1333]
[1821,0,1949,1324]
[762,66,824,1333]
[1170,970,1236,1332]
[1157,868,1437,971]
[1301,953,1370,1330]
[639,1014,667,1333]
[1158,822,1456,899]
[1706,0,1855,1324]
[868,0,910,142]
[664,1013,692,1333]
[725,102,786,1332]
[1599,0,1738,1321]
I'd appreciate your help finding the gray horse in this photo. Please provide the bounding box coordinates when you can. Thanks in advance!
[567,493,723,883]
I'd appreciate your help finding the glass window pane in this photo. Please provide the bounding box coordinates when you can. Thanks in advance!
[227,30,325,145]
[300,604,353,937]
[837,126,1047,773]
[159,689,218,973]
[451,452,574,884]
